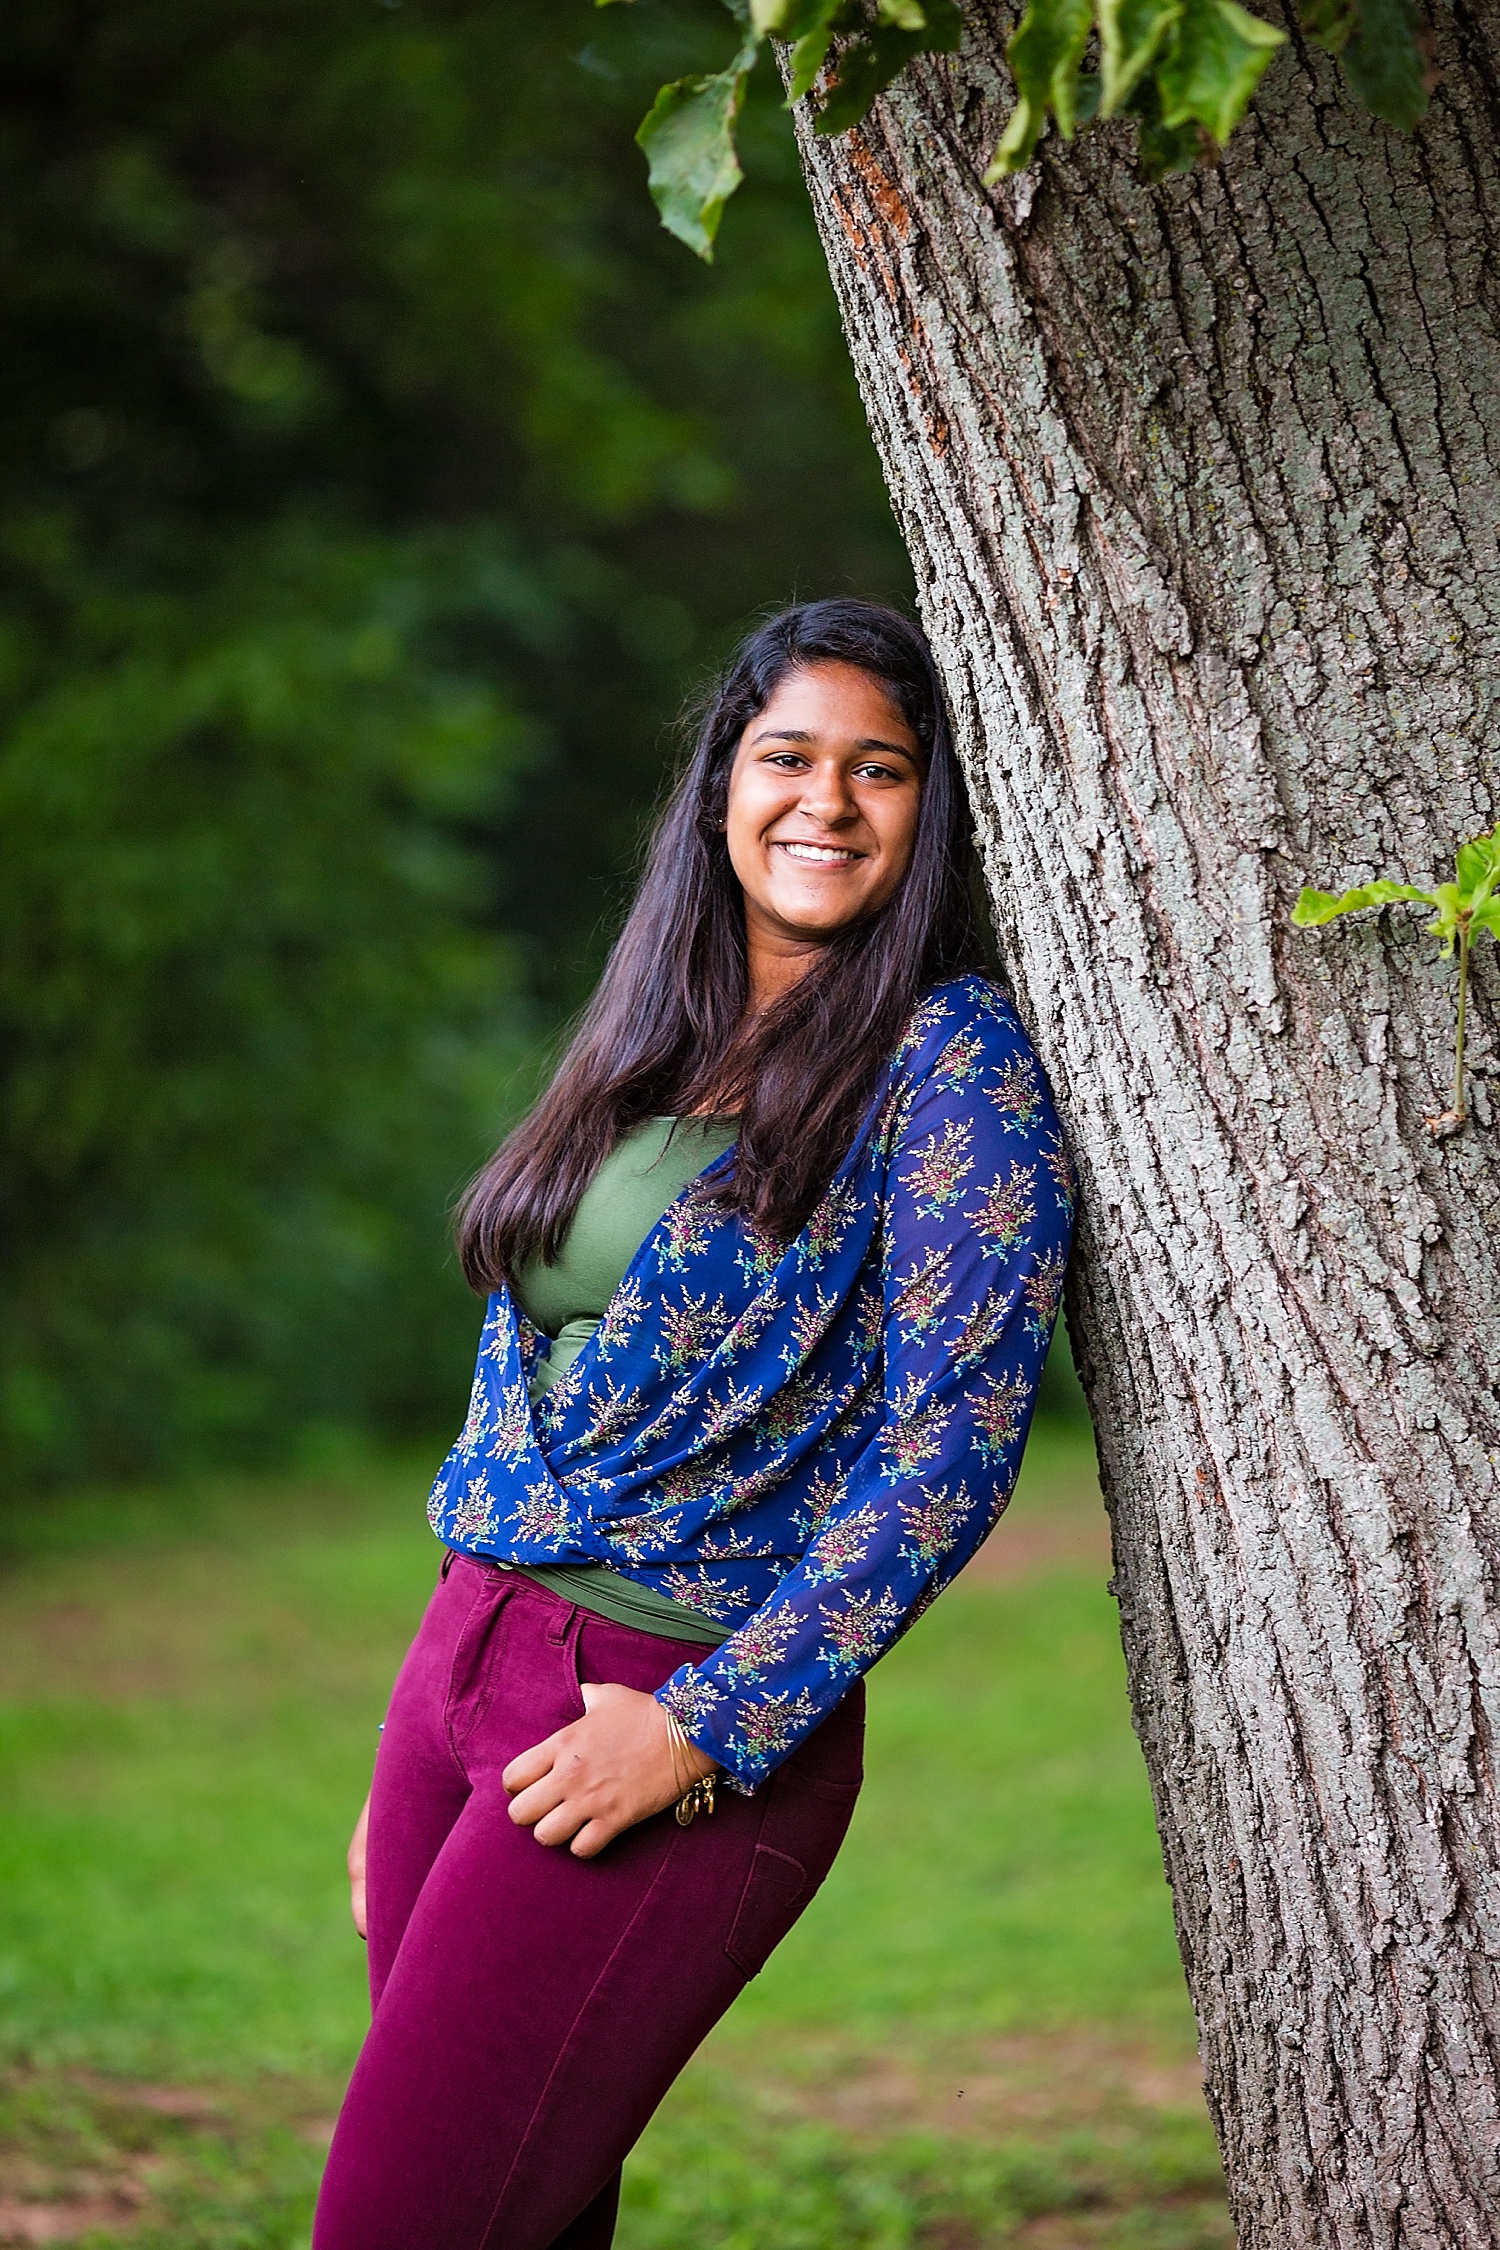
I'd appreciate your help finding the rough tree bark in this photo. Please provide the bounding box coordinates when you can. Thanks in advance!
[789,8,1500,2242]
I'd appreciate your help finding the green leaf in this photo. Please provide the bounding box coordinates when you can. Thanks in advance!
[1157,0,1286,142]
[984,0,1094,172]
[1135,108,1205,171]
[773,0,854,98]
[1339,0,1427,129]
[1074,72,1104,123]
[750,0,837,35]
[636,30,761,261]
[1469,897,1500,943]
[1455,822,1500,910]
[1361,878,1439,906]
[1100,0,1184,115]
[1125,69,1205,173]
[1424,881,1463,950]
[1013,0,1096,136]
[1292,879,1434,926]
[1298,0,1358,51]
[815,1,962,136]
[985,95,1045,176]
[789,24,838,97]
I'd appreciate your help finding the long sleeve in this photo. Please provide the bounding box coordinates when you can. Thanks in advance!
[657,1001,1075,1790]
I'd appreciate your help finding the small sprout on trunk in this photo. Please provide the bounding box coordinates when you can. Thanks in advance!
[1293,822,1500,1137]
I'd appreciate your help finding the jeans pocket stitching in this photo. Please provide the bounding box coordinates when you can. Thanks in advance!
[724,1844,811,1979]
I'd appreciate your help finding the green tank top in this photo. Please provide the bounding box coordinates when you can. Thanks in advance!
[510,1116,737,1645]
[517,1116,737,1395]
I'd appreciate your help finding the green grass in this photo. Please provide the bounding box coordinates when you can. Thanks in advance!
[0,1429,1230,2247]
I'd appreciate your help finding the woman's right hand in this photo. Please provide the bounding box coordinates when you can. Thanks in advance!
[348,1793,371,1939]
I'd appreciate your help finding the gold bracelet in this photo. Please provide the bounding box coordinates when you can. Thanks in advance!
[663,1708,717,1827]
[663,1708,688,1801]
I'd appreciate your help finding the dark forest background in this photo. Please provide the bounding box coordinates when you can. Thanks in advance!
[1,0,1079,1495]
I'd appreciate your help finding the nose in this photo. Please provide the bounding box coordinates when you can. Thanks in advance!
[795,761,858,828]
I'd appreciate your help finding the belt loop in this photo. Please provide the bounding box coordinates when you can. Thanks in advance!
[560,1604,588,1689]
[547,1594,585,1652]
[441,1549,457,1581]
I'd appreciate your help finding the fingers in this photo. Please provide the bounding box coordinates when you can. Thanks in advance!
[502,1731,566,1796]
[533,1800,594,1849]
[506,1765,571,1830]
[502,1682,680,1856]
[348,1805,369,1873]
[348,1794,371,1940]
[569,1817,619,1860]
[509,1738,621,1845]
[510,1773,606,1849]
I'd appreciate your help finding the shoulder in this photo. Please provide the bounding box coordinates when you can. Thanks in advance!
[890,974,1035,1083]
[881,978,1073,1234]
[880,974,1060,1163]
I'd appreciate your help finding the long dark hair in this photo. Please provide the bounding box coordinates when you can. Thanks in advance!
[458,599,981,1290]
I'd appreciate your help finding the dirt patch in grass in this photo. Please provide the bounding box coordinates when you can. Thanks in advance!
[0,2081,178,2246]
[0,1467,1109,1712]
[756,2029,1208,2143]
[670,2028,1232,2250]
[968,1511,1111,1585]
[0,2027,1229,2248]
[0,2070,328,2248]
[1005,2198,1233,2250]
[0,1579,313,1706]
[966,1437,1111,1589]
[0,2168,157,2248]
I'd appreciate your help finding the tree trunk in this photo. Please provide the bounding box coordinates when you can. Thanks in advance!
[790,8,1500,2241]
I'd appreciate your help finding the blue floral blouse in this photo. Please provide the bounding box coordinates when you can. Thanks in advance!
[427,974,1075,1792]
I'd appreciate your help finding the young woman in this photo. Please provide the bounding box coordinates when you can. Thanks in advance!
[313,601,1073,2250]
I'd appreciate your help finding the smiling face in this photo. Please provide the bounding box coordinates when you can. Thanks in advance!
[724,659,924,1005]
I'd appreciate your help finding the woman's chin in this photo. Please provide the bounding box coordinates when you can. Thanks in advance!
[762,885,878,941]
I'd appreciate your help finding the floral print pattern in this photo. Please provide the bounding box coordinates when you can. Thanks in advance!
[971,1163,1039,1253]
[987,1055,1045,1132]
[971,1369,1031,1462]
[819,1585,905,1675]
[900,1118,975,1216]
[426,975,1072,1791]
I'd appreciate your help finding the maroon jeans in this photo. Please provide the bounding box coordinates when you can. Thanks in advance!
[312,1554,864,2250]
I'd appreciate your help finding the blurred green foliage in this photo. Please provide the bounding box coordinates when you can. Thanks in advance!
[0,0,908,1490]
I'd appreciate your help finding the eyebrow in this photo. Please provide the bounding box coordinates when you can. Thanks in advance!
[750,727,920,762]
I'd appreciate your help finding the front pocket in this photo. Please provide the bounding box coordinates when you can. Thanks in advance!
[725,1844,810,1978]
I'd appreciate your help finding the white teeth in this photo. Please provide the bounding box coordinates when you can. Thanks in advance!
[780,841,858,864]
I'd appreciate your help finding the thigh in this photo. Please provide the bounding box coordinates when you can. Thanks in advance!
[316,1578,864,2250]
[364,1556,482,2003]
[320,1582,692,2250]
[474,1661,866,2249]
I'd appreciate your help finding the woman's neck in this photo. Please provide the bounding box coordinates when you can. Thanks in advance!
[744,922,826,1014]
[684,919,826,1117]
